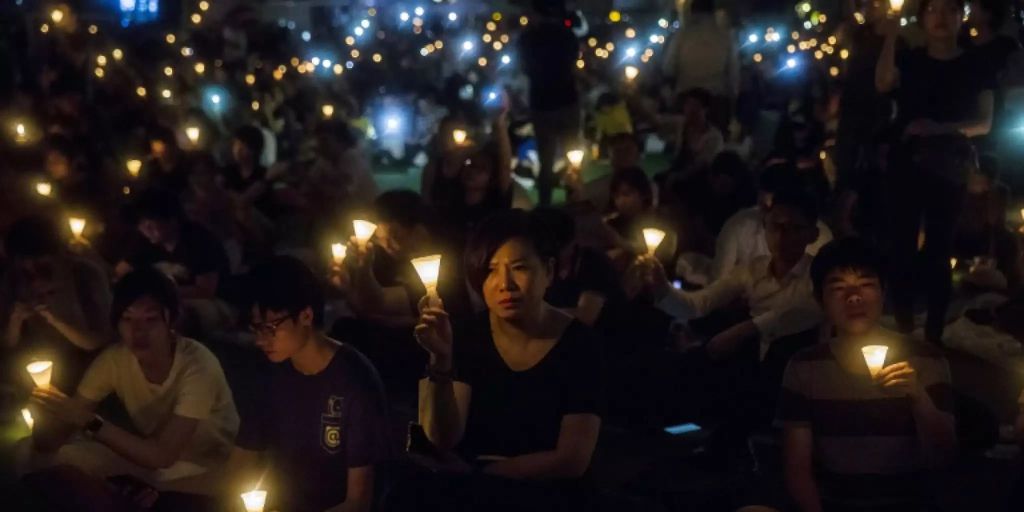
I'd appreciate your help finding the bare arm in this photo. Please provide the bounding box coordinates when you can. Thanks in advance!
[37,308,108,351]
[941,90,994,138]
[483,414,601,480]
[417,376,471,452]
[325,466,374,512]
[783,424,822,512]
[574,292,606,326]
[94,414,201,470]
[875,23,900,93]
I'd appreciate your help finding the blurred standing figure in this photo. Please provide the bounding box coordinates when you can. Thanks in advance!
[520,0,581,206]
[663,0,739,132]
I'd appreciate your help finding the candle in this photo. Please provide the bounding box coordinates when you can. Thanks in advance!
[26,361,53,388]
[69,217,86,238]
[322,104,335,119]
[185,126,201,145]
[331,243,347,264]
[15,122,27,142]
[642,228,666,255]
[352,220,377,248]
[411,254,443,301]
[624,65,639,81]
[889,0,905,11]
[452,129,468,145]
[35,181,52,197]
[861,345,888,378]
[126,159,142,177]
[1019,208,1024,222]
[949,258,957,270]
[566,149,585,169]
[240,490,267,512]
[21,408,34,430]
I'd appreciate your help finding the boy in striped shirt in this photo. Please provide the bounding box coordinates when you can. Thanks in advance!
[777,238,956,511]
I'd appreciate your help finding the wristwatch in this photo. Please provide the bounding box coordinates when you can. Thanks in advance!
[83,415,104,437]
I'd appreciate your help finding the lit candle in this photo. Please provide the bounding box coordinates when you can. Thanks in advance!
[642,228,666,255]
[861,345,888,378]
[452,129,468,145]
[624,65,639,81]
[26,361,53,388]
[35,181,52,197]
[352,220,377,249]
[50,9,64,24]
[15,123,27,143]
[1019,208,1024,222]
[322,104,335,119]
[566,149,585,170]
[412,254,443,305]
[21,408,34,430]
[240,489,267,512]
[331,243,347,264]
[950,258,957,270]
[126,159,142,177]
[889,0,905,11]
[69,217,87,239]
[185,126,201,145]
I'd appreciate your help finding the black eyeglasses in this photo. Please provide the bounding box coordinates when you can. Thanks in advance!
[248,314,295,338]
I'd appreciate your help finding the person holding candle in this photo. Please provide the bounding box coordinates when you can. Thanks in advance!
[602,167,677,272]
[1,216,112,390]
[407,209,603,509]
[776,238,956,512]
[22,267,239,509]
[226,256,391,512]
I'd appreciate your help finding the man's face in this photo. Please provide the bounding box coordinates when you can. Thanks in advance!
[764,205,817,263]
[118,295,174,360]
[923,0,964,39]
[250,306,314,363]
[821,268,884,336]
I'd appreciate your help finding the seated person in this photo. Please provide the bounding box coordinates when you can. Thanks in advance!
[411,209,603,508]
[118,189,232,334]
[713,163,832,281]
[639,188,823,362]
[776,238,956,512]
[139,126,190,197]
[226,256,391,512]
[603,167,677,271]
[24,268,239,504]
[672,87,725,177]
[220,125,274,219]
[953,153,1021,292]
[1,216,111,389]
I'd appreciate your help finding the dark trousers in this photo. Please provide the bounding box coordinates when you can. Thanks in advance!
[532,104,581,206]
[887,138,970,343]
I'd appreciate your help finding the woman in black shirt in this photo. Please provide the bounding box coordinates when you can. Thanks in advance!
[414,210,603,493]
[876,0,994,343]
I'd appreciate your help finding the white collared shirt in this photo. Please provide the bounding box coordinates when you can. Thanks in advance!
[658,254,821,359]
[712,207,833,281]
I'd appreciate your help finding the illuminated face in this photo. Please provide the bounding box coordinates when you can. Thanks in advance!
[923,0,964,39]
[118,295,174,359]
[250,306,314,363]
[821,269,884,337]
[764,204,818,264]
[482,238,553,321]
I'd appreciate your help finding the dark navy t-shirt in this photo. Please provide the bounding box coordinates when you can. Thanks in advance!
[236,342,392,512]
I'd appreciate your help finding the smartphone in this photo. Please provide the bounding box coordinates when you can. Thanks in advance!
[664,422,702,435]
[482,86,502,109]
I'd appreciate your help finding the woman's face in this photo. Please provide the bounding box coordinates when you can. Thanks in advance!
[118,295,174,360]
[483,238,553,321]
[460,155,493,193]
[612,184,646,217]
[923,0,964,40]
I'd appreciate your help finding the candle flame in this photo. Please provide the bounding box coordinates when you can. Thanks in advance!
[642,228,666,255]
[69,217,86,238]
[352,220,377,246]
[35,182,52,197]
[411,254,443,292]
[452,129,468,145]
[331,243,347,264]
[126,159,142,177]
[861,345,888,377]
[566,149,585,168]
[26,361,53,388]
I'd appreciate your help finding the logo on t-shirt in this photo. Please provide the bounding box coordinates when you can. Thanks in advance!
[321,395,344,454]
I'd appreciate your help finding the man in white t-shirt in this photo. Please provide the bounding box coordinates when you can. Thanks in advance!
[24,268,238,504]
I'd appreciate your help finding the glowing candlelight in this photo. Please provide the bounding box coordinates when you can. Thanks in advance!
[642,228,666,255]
[21,408,34,430]
[566,149,585,169]
[240,489,267,512]
[50,9,64,24]
[185,126,201,145]
[1019,208,1024,222]
[889,0,905,11]
[26,361,53,388]
[452,129,468,145]
[411,254,443,300]
[14,122,27,143]
[35,181,52,197]
[624,65,639,81]
[950,257,957,270]
[352,220,377,248]
[331,243,347,264]
[126,159,142,177]
[322,104,335,119]
[69,217,86,238]
[861,345,889,378]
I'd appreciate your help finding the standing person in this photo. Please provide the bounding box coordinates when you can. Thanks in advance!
[964,0,1022,151]
[225,256,391,512]
[777,238,956,512]
[876,0,994,344]
[520,0,581,206]
[662,0,739,132]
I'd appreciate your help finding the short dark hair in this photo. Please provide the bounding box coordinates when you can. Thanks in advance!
[767,187,819,224]
[247,256,325,328]
[972,0,1010,28]
[110,267,180,327]
[465,210,560,293]
[681,88,713,110]
[919,0,966,17]
[609,166,654,209]
[131,188,184,224]
[5,216,63,259]
[530,207,576,252]
[374,189,432,229]
[810,238,886,301]
[233,125,265,156]
[710,151,749,180]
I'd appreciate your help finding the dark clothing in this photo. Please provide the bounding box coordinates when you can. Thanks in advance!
[127,222,229,288]
[372,247,428,315]
[452,314,605,461]
[545,247,624,311]
[965,35,1021,150]
[891,48,993,138]
[835,26,893,189]
[520,22,579,112]
[236,342,392,512]
[220,164,275,216]
[139,160,189,198]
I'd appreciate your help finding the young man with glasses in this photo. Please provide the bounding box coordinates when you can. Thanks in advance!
[224,256,391,512]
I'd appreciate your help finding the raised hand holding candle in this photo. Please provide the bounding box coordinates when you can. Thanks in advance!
[861,345,888,378]
[69,217,86,239]
[642,228,666,255]
[240,489,267,512]
[412,254,443,306]
[331,243,347,264]
[26,361,53,388]
[352,220,377,249]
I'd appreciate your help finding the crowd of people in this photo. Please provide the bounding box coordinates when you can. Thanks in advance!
[2,0,1024,510]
